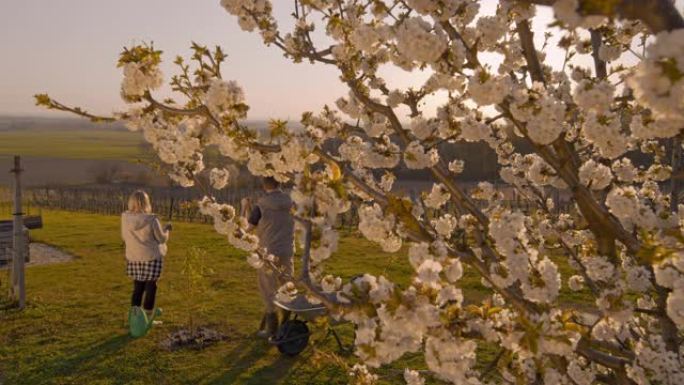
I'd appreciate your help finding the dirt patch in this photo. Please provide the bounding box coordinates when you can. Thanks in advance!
[1,243,74,268]
[0,242,74,268]
[27,243,74,265]
[160,327,228,351]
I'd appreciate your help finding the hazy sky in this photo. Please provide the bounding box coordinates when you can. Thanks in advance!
[0,0,351,120]
[1,1,682,121]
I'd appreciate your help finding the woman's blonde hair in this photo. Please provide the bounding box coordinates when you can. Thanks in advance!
[128,190,152,213]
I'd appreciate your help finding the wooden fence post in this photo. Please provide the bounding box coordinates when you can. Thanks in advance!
[10,156,26,309]
[168,197,175,222]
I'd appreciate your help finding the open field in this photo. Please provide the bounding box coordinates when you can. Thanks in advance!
[0,210,591,384]
[0,125,156,187]
[0,128,147,161]
[0,157,163,188]
[0,117,273,162]
[0,125,248,187]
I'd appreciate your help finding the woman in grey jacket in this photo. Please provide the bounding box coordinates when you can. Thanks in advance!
[121,190,171,318]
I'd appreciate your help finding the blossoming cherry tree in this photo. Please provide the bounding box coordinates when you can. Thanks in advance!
[37,0,684,384]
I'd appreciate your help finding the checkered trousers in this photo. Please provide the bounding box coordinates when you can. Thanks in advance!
[126,259,163,281]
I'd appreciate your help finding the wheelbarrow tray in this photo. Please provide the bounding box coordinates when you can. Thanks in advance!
[273,294,329,321]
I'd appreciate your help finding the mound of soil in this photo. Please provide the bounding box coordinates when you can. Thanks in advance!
[161,326,227,351]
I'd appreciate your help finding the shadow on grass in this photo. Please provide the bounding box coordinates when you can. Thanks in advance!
[0,299,19,312]
[205,338,297,385]
[22,333,131,384]
[243,354,298,385]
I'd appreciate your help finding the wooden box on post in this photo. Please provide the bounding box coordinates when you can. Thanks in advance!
[0,223,29,265]
[0,215,43,264]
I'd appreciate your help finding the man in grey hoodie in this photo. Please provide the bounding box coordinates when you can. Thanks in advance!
[247,177,294,338]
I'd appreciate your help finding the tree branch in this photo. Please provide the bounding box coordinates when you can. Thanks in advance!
[516,20,546,84]
[518,0,684,33]
[33,94,117,123]
[590,29,608,79]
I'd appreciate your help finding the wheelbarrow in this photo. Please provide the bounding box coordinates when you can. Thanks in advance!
[270,294,350,356]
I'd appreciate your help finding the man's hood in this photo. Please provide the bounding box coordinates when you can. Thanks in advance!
[259,191,292,211]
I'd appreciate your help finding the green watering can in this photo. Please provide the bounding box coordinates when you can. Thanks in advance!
[128,307,162,338]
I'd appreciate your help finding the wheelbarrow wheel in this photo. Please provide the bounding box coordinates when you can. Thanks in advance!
[274,319,309,356]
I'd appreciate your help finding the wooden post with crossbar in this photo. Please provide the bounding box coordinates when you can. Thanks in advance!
[10,155,26,309]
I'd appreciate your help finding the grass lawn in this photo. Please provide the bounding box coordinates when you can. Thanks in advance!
[0,210,589,384]
[0,128,147,160]
[0,210,435,384]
